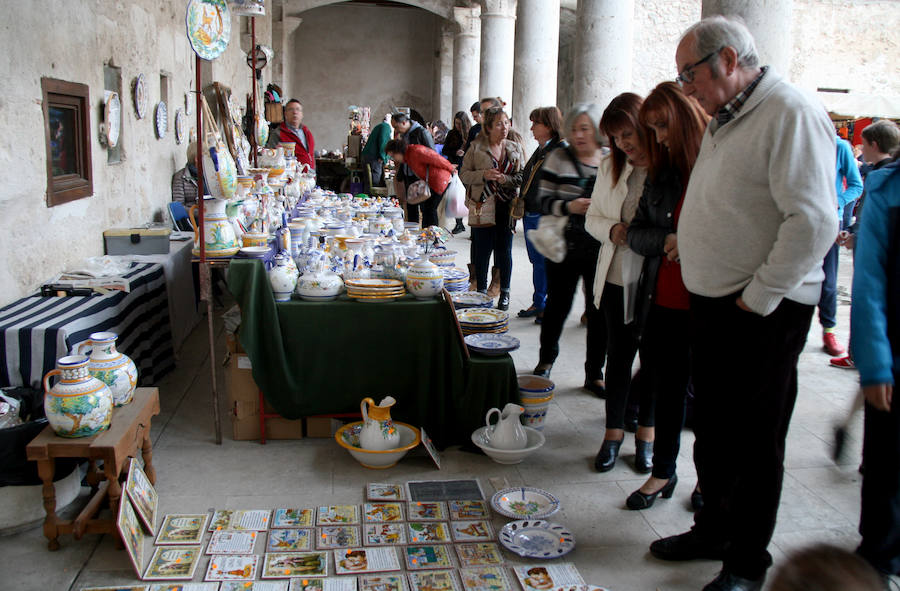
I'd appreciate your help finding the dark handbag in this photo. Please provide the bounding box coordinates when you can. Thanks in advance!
[407,166,431,205]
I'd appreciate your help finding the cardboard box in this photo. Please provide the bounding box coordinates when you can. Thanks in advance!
[306,417,343,438]
[225,352,303,441]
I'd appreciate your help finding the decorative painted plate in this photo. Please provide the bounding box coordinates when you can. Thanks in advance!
[239,246,269,258]
[452,292,493,307]
[185,91,192,115]
[465,333,520,356]
[175,108,186,144]
[456,308,509,325]
[186,0,231,61]
[442,267,469,280]
[345,278,404,289]
[155,102,167,139]
[104,91,121,148]
[133,73,148,119]
[491,488,560,520]
[498,520,574,559]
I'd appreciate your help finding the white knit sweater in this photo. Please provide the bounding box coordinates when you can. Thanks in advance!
[678,67,839,316]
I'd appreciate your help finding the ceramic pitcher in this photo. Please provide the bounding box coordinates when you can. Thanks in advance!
[78,332,138,406]
[43,356,114,438]
[485,403,528,450]
[189,197,240,257]
[359,396,400,451]
[269,253,298,302]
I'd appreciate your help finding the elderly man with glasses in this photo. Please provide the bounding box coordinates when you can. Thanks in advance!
[648,16,838,591]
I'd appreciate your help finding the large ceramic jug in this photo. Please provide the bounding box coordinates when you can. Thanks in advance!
[269,253,298,302]
[485,403,528,450]
[78,332,138,406]
[359,396,400,451]
[190,197,240,257]
[43,356,114,438]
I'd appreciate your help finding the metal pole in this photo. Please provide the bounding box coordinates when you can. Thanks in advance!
[251,16,259,167]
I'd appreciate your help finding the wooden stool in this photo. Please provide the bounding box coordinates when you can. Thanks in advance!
[26,387,160,550]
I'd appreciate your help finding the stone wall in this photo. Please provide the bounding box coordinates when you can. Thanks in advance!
[0,0,272,302]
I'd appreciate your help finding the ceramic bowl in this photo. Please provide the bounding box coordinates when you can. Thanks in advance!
[471,426,545,465]
[335,421,421,469]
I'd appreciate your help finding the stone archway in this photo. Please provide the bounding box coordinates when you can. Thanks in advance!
[283,0,455,19]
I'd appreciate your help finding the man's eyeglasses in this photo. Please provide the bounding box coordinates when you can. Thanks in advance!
[675,49,720,86]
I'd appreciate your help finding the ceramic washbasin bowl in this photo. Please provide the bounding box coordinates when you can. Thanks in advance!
[335,421,421,469]
[471,425,545,464]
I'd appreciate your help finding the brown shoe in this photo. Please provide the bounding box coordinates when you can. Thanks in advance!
[487,266,501,298]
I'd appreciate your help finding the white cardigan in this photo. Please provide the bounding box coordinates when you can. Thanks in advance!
[585,155,643,313]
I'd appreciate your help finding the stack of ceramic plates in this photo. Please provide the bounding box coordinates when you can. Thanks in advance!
[465,333,520,356]
[345,278,406,302]
[443,267,470,292]
[451,291,494,309]
[456,308,509,335]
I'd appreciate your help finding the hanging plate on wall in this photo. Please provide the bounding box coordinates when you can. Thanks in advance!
[186,0,231,61]
[175,108,186,145]
[103,91,122,148]
[155,102,168,139]
[133,74,148,119]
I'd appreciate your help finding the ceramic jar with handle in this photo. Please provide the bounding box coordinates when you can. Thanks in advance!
[43,356,114,438]
[359,396,400,451]
[269,253,299,302]
[406,259,443,300]
[78,332,138,406]
[485,403,528,450]
[189,197,240,257]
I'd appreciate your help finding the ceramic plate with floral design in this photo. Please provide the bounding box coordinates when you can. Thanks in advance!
[134,73,148,119]
[491,488,560,520]
[186,0,231,61]
[155,102,167,139]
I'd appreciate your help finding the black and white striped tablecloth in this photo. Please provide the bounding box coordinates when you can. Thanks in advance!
[0,263,174,390]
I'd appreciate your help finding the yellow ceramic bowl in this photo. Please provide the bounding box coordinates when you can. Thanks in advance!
[335,421,421,469]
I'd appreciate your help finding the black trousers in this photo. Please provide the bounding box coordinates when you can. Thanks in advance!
[858,375,900,576]
[538,247,607,381]
[640,304,690,478]
[690,293,813,580]
[598,283,648,429]
[471,201,513,291]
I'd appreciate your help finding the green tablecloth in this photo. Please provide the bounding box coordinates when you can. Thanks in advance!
[227,259,519,448]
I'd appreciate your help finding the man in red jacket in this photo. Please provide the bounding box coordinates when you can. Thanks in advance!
[267,99,315,170]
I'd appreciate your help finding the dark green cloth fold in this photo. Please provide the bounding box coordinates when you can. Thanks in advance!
[227,259,519,448]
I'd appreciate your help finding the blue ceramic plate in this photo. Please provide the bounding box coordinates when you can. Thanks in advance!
[464,333,519,355]
[498,520,574,558]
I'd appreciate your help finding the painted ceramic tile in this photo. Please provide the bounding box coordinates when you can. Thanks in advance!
[358,574,408,591]
[116,495,145,577]
[261,551,330,579]
[363,523,407,546]
[406,502,446,521]
[125,458,158,534]
[143,546,202,581]
[274,508,315,528]
[511,565,584,591]
[81,585,147,591]
[458,567,514,591]
[220,583,289,591]
[407,570,460,591]
[406,522,451,544]
[148,585,220,591]
[288,577,357,591]
[447,500,488,520]
[204,554,261,581]
[209,509,271,531]
[268,528,314,552]
[363,503,403,523]
[403,545,453,570]
[317,505,360,526]
[454,543,504,567]
[206,530,258,554]
[333,548,402,575]
[449,520,493,542]
[156,514,209,545]
[317,526,361,549]
[366,483,405,502]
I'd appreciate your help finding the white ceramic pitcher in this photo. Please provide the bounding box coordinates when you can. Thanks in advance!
[485,403,528,450]
[359,396,401,451]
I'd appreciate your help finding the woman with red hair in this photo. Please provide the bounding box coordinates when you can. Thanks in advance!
[623,82,710,510]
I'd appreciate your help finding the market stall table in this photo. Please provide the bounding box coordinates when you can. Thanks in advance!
[0,263,174,389]
[25,387,160,550]
[227,259,519,449]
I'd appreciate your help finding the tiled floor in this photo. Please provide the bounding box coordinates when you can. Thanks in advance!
[2,234,864,591]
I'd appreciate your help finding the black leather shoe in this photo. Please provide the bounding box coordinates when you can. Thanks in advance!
[626,475,677,510]
[691,485,704,512]
[702,570,764,591]
[650,529,725,561]
[533,364,552,378]
[583,379,606,398]
[517,306,542,318]
[594,438,623,472]
[451,222,466,235]
[497,293,510,311]
[635,439,653,474]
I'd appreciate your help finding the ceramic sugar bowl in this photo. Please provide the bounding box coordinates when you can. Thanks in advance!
[406,259,443,300]
[43,356,114,438]
[78,332,138,406]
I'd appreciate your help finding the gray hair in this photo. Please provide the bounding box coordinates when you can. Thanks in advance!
[681,15,759,69]
[564,103,604,145]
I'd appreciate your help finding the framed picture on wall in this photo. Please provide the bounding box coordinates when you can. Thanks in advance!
[42,77,93,207]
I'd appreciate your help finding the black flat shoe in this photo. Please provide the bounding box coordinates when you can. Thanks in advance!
[594,437,623,472]
[691,485,704,512]
[497,293,510,311]
[533,364,552,378]
[626,475,677,510]
[635,439,653,474]
[583,379,606,398]
[702,570,764,591]
[650,529,725,562]
[517,306,542,318]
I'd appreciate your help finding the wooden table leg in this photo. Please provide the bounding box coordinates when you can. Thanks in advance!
[105,462,122,533]
[85,459,101,493]
[36,460,60,551]
[141,430,156,485]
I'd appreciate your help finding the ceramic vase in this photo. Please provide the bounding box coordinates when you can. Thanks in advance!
[189,198,240,257]
[359,396,400,451]
[485,403,528,450]
[406,259,443,300]
[43,356,114,438]
[78,332,138,407]
[269,254,298,302]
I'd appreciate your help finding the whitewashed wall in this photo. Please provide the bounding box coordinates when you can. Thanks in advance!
[0,0,272,303]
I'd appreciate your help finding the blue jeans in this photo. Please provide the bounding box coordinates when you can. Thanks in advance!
[523,213,547,309]
[818,242,839,329]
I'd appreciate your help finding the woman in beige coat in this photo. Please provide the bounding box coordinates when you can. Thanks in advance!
[459,107,525,310]
[585,93,657,474]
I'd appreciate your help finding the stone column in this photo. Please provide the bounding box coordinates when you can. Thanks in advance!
[272,14,303,97]
[513,0,559,153]
[433,22,455,124]
[573,0,634,110]
[453,6,481,116]
[479,0,517,113]
[701,0,793,77]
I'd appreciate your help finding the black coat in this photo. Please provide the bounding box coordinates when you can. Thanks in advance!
[627,166,684,333]
[522,138,566,214]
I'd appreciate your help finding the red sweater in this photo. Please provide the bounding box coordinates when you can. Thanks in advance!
[404,144,455,194]
[277,124,315,170]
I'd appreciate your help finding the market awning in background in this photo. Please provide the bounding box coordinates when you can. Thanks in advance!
[819,92,900,120]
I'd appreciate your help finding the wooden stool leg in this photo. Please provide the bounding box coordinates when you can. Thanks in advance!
[37,460,60,551]
[141,430,156,485]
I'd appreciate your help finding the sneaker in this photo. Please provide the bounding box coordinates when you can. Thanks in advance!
[823,332,846,357]
[829,355,855,369]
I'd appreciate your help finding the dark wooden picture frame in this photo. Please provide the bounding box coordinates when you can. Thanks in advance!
[42,77,93,206]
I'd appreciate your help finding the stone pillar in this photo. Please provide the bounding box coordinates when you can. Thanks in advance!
[573,0,634,111]
[272,14,303,97]
[513,0,559,153]
[433,22,455,124]
[701,0,793,77]
[453,6,481,116]
[479,0,517,113]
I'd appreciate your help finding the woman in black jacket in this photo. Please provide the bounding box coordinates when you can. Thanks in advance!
[624,82,709,510]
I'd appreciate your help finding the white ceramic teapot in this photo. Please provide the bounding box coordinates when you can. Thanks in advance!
[359,396,400,451]
[485,403,528,450]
